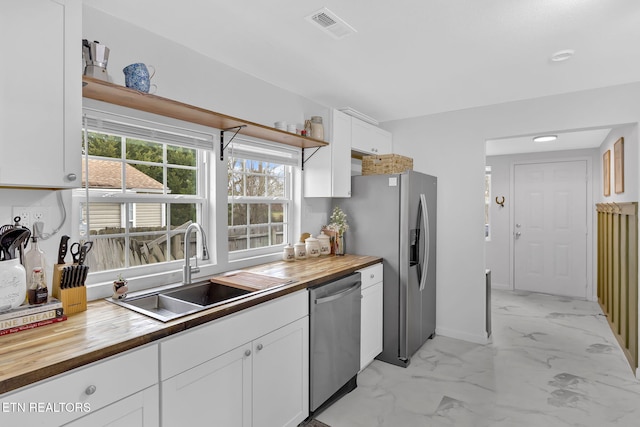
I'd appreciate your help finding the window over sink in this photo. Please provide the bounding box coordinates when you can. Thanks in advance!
[75,108,213,278]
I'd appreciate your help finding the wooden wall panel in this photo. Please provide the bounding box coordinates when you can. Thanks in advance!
[596,202,638,372]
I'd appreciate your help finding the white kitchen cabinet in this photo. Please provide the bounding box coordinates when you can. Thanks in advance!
[160,291,309,427]
[0,344,158,427]
[303,109,352,198]
[358,263,383,370]
[0,0,81,189]
[351,119,392,156]
[63,385,159,427]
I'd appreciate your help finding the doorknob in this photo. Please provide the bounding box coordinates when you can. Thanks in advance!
[515,231,522,238]
[515,223,521,228]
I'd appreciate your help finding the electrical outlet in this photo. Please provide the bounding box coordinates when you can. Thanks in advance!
[11,207,49,232]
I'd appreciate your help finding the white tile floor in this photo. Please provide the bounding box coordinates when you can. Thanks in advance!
[316,289,640,427]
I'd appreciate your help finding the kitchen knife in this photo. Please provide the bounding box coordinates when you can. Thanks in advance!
[57,235,70,264]
[60,267,67,289]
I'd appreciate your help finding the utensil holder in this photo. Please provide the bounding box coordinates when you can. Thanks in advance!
[52,263,87,315]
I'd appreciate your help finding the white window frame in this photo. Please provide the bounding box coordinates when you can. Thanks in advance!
[76,107,214,286]
[227,137,298,261]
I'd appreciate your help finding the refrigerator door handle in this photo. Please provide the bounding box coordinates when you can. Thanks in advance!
[419,193,429,291]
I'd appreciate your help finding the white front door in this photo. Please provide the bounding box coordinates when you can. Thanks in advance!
[514,161,587,298]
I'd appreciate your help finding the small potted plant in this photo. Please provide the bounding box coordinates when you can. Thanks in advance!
[112,273,128,300]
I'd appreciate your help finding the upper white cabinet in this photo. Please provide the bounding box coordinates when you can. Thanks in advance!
[0,0,81,189]
[351,119,392,156]
[303,109,352,198]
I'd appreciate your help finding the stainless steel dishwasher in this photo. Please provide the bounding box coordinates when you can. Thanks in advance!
[309,272,362,414]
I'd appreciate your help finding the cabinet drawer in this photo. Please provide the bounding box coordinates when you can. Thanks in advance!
[161,290,308,381]
[358,263,383,290]
[0,344,158,426]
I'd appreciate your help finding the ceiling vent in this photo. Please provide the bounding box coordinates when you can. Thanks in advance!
[306,7,357,39]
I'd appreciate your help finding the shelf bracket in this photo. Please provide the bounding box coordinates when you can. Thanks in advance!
[220,125,247,161]
[301,147,322,171]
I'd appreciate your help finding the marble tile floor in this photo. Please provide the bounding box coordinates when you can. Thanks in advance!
[316,289,640,427]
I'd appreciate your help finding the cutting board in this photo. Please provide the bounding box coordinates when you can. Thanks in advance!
[210,271,295,292]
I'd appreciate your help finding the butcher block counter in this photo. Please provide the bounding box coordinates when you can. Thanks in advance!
[0,254,380,395]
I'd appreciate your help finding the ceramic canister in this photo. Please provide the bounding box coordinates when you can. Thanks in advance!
[317,231,331,256]
[282,244,295,262]
[294,242,307,259]
[305,235,320,257]
[0,258,27,309]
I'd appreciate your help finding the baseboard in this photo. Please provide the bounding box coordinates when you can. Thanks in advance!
[435,326,489,345]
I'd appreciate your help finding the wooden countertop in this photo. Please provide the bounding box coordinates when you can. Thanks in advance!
[0,255,380,394]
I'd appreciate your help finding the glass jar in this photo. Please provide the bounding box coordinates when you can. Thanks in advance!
[310,116,324,140]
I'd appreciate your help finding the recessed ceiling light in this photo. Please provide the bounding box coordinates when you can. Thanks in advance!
[533,135,558,143]
[550,49,575,62]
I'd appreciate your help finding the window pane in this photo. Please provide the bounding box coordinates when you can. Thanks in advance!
[168,167,197,195]
[126,139,163,163]
[87,132,121,158]
[170,203,197,228]
[85,236,126,271]
[228,227,247,251]
[84,158,123,190]
[167,145,196,166]
[245,175,265,196]
[268,176,285,198]
[271,203,284,223]
[249,225,268,248]
[228,170,244,196]
[271,224,284,245]
[130,164,164,193]
[229,203,247,226]
[249,204,268,225]
[131,231,167,264]
[246,160,264,173]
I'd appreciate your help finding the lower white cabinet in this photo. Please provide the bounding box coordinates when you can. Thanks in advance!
[0,344,158,427]
[160,291,309,427]
[63,385,159,427]
[358,264,384,370]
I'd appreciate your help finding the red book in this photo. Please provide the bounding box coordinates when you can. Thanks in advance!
[0,315,67,337]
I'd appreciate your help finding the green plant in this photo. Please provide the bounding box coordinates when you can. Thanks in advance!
[328,206,349,235]
[115,273,127,283]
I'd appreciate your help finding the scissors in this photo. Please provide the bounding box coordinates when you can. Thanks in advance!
[70,241,93,264]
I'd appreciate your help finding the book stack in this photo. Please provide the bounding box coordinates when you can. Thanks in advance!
[0,297,66,336]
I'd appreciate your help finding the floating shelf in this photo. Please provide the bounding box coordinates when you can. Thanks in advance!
[81,76,328,150]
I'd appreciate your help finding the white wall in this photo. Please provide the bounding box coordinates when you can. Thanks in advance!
[383,82,640,345]
[0,7,331,296]
[599,124,639,203]
[485,148,601,297]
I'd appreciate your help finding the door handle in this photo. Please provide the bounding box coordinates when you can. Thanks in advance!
[419,193,429,291]
[515,231,522,238]
[314,282,361,305]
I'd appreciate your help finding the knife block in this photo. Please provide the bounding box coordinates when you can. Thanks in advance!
[52,263,87,315]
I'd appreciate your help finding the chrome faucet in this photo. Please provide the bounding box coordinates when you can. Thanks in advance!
[183,222,210,285]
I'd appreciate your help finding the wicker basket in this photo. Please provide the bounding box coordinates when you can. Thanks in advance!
[362,154,413,175]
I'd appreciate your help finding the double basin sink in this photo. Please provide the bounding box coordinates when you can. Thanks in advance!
[110,281,252,322]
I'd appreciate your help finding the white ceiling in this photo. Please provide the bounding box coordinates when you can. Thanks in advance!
[82,0,640,152]
[486,128,612,156]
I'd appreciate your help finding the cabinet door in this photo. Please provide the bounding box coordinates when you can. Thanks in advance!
[253,317,309,427]
[360,281,383,370]
[0,0,81,188]
[63,385,159,427]
[351,119,392,155]
[161,345,252,427]
[303,109,351,198]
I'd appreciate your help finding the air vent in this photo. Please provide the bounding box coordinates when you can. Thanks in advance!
[306,7,357,39]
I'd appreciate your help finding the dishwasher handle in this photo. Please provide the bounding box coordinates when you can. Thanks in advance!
[314,282,361,305]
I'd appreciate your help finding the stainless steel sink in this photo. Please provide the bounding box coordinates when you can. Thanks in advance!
[109,282,253,322]
[164,282,251,306]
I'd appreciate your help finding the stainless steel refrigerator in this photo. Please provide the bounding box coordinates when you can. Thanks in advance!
[336,170,436,367]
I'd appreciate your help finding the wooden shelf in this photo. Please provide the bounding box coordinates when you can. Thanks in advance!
[82,76,328,150]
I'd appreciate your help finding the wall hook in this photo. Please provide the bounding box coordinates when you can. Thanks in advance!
[495,196,505,207]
